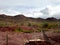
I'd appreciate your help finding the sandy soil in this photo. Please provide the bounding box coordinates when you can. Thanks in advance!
[0,31,60,45]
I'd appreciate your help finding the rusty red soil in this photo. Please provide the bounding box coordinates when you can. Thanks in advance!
[0,31,59,45]
[0,26,35,32]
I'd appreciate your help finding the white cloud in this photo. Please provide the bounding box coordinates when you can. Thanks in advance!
[0,0,59,7]
[24,11,43,18]
[0,9,21,16]
[40,5,60,18]
[0,5,60,19]
[0,0,60,18]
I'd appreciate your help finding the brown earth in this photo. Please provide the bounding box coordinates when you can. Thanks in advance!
[0,31,60,45]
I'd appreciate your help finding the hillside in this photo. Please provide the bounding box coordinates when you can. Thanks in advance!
[0,14,60,45]
[0,14,59,22]
[0,14,60,32]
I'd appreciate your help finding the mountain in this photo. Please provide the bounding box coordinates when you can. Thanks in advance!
[46,17,58,21]
[0,14,59,31]
[0,14,59,22]
[0,14,44,22]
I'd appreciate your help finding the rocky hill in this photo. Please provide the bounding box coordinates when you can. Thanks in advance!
[0,14,59,22]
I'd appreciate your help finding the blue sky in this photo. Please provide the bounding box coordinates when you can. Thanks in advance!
[0,0,60,18]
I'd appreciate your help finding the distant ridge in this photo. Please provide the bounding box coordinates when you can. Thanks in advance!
[0,14,59,22]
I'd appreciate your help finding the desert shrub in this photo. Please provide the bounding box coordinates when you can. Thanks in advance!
[15,28,23,32]
[49,23,58,29]
[22,30,33,33]
[28,23,31,26]
[0,23,5,27]
[38,29,41,32]
[44,28,49,31]
[20,23,24,26]
[38,28,49,32]
[42,22,49,28]
[41,22,58,29]
[37,22,50,32]
[15,28,33,33]
[53,30,60,33]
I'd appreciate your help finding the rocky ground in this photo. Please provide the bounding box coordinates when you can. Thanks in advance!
[0,30,60,45]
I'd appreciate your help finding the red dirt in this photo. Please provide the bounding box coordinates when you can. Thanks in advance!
[0,31,59,45]
[0,26,35,32]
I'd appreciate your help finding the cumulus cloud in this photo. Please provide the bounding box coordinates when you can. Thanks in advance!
[24,11,43,18]
[0,0,60,18]
[0,5,60,19]
[40,5,60,19]
[0,9,21,16]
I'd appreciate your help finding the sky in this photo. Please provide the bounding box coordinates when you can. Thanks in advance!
[0,0,60,19]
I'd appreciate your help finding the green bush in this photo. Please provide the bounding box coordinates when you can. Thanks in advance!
[53,30,60,33]
[22,30,33,33]
[15,28,33,33]
[42,22,49,28]
[41,22,58,29]
[28,23,31,26]
[15,28,23,32]
[38,28,49,32]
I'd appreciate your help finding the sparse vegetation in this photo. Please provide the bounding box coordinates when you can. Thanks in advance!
[42,22,49,28]
[53,30,60,33]
[15,28,33,33]
[28,23,31,26]
[0,14,60,45]
[15,28,23,32]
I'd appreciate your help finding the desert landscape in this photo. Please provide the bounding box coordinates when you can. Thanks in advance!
[0,0,60,45]
[0,14,60,45]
